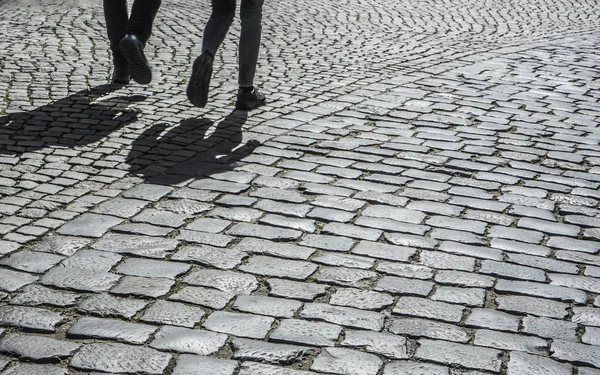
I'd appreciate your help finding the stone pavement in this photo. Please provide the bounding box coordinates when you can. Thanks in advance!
[0,0,599,373]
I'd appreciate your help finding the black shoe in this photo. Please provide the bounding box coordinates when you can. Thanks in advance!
[111,65,130,85]
[235,87,266,110]
[119,34,151,84]
[187,53,213,107]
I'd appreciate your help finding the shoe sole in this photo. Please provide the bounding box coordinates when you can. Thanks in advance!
[235,97,266,111]
[187,55,213,108]
[119,38,152,85]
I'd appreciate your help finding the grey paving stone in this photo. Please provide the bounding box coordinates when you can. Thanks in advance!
[176,229,235,247]
[67,316,157,344]
[0,333,79,361]
[301,302,385,331]
[299,234,355,252]
[238,362,317,375]
[173,355,237,375]
[342,330,408,359]
[312,252,374,269]
[0,306,63,333]
[496,295,569,319]
[0,268,38,292]
[495,280,588,304]
[388,317,470,343]
[322,222,383,241]
[308,206,356,223]
[227,223,303,241]
[0,250,64,273]
[172,245,247,269]
[582,327,600,346]
[203,311,275,339]
[490,238,551,257]
[91,197,148,218]
[184,269,258,294]
[505,253,578,274]
[377,262,434,279]
[267,278,327,301]
[550,339,600,368]
[91,233,179,259]
[330,288,394,310]
[362,205,426,224]
[170,286,235,309]
[155,199,214,215]
[383,361,449,375]
[310,347,383,375]
[185,217,231,233]
[234,238,316,260]
[239,256,317,280]
[122,183,173,201]
[419,250,476,271]
[578,367,600,375]
[474,329,548,354]
[40,266,120,292]
[432,286,486,307]
[112,222,174,236]
[56,213,123,237]
[435,270,495,288]
[437,241,503,261]
[233,295,303,318]
[548,273,600,294]
[507,351,572,375]
[517,217,580,236]
[393,297,465,323]
[546,236,600,254]
[479,260,546,282]
[416,339,502,372]
[465,308,520,332]
[210,206,264,222]
[572,307,600,326]
[77,293,149,319]
[375,276,435,296]
[0,364,68,375]
[254,200,312,218]
[522,316,578,341]
[313,266,378,287]
[110,275,175,298]
[115,258,190,279]
[351,241,415,261]
[141,300,205,328]
[188,179,250,193]
[70,342,172,374]
[131,208,193,228]
[232,338,316,364]
[385,232,439,249]
[150,326,228,355]
[260,213,316,232]
[9,284,79,307]
[58,249,122,272]
[270,319,342,346]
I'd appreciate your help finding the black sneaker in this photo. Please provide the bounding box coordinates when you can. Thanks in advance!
[111,65,130,85]
[235,87,266,110]
[187,53,214,107]
[119,34,152,84]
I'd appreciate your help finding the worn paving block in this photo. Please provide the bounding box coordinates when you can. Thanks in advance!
[270,319,342,347]
[150,326,228,355]
[0,333,79,361]
[70,342,172,374]
[232,338,316,364]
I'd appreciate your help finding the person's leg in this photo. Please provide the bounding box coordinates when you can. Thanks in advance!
[103,0,129,84]
[202,0,236,57]
[236,0,266,110]
[238,0,263,88]
[119,0,161,84]
[127,0,162,44]
[187,0,236,107]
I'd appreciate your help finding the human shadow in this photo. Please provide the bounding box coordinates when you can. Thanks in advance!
[0,84,145,155]
[127,109,260,185]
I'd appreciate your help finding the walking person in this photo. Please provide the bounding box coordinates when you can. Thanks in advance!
[103,0,162,85]
[187,0,266,110]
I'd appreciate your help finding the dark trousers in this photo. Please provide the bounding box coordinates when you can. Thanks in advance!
[103,0,162,66]
[202,0,264,87]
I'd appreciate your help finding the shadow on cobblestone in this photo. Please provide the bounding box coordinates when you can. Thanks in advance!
[127,109,259,185]
[0,84,144,155]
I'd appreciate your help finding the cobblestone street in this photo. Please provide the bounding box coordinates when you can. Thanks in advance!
[1,0,600,374]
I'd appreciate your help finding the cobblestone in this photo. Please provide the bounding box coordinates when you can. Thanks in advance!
[2,0,600,372]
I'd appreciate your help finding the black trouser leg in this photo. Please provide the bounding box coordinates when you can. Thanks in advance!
[128,0,162,44]
[103,0,128,66]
